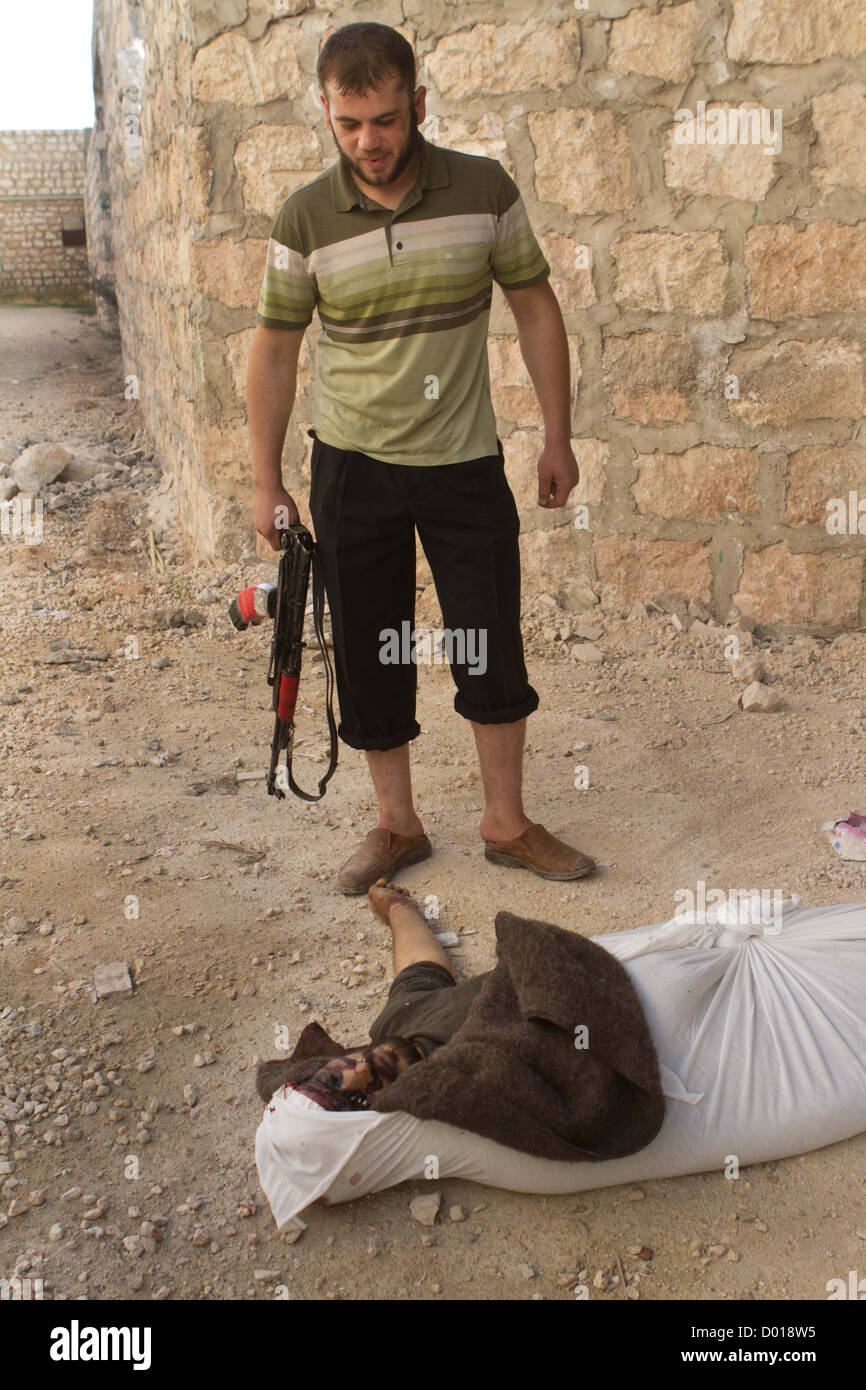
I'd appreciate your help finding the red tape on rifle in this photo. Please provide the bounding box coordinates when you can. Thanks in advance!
[236,587,260,624]
[277,673,299,724]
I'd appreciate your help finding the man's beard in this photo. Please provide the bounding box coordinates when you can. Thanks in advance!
[362,1035,421,1081]
[335,106,420,188]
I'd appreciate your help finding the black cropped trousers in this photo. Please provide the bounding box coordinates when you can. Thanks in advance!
[307,428,539,752]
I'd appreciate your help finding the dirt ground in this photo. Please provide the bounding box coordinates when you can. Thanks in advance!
[1,305,864,1303]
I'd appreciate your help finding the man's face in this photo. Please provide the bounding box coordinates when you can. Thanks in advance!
[321,72,425,188]
[312,1038,418,1098]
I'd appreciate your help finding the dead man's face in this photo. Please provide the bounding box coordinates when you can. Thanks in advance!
[310,1037,419,1101]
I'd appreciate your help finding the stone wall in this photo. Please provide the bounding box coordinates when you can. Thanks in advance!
[0,130,93,305]
[89,0,866,632]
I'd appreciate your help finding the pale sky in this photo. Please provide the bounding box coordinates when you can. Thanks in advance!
[0,0,95,130]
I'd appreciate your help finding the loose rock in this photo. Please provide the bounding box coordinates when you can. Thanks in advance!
[409,1193,441,1227]
[738,681,781,713]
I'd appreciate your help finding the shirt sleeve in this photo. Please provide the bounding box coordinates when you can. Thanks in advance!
[491,167,550,290]
[255,199,316,331]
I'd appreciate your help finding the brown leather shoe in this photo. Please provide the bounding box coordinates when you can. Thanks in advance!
[336,827,432,895]
[483,822,595,880]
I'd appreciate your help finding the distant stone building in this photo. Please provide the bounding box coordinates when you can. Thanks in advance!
[85,0,866,632]
[0,129,92,307]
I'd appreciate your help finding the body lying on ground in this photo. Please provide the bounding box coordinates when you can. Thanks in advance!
[255,882,866,1233]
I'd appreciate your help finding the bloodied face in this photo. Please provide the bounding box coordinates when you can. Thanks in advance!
[292,1036,421,1111]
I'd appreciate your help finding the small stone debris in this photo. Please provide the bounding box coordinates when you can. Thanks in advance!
[183,1085,198,1107]
[434,931,459,948]
[449,1205,467,1223]
[738,681,781,713]
[730,654,765,683]
[409,1192,441,1227]
[93,961,132,998]
[10,442,71,493]
[572,642,603,664]
[626,1244,654,1260]
[193,1050,216,1068]
[518,1262,536,1279]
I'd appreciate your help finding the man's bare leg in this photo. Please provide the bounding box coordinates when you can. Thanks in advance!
[366,744,425,839]
[368,880,456,978]
[472,717,534,843]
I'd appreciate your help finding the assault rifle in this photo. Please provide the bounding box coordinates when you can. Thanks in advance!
[228,523,337,801]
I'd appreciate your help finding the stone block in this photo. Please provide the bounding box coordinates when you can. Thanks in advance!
[633,445,759,520]
[727,339,864,427]
[612,230,727,314]
[604,332,697,425]
[734,544,863,626]
[530,108,632,213]
[746,222,866,318]
[425,20,580,99]
[608,1,701,82]
[594,535,712,608]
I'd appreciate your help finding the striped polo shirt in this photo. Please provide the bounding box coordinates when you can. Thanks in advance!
[255,132,550,466]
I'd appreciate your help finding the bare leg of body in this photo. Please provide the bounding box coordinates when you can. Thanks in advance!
[368,880,456,978]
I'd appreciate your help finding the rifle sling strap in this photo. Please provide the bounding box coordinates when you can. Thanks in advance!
[286,547,338,802]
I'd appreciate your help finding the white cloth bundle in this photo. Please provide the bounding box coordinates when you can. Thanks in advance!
[256,897,866,1231]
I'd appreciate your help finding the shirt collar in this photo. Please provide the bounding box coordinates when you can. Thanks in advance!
[331,131,450,213]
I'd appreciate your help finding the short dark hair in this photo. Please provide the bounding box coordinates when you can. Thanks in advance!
[317,21,416,99]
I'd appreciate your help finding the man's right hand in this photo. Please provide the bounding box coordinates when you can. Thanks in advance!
[253,486,300,551]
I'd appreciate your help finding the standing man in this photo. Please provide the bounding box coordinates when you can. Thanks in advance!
[248,21,595,893]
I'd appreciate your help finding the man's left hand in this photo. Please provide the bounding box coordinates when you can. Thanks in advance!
[537,441,579,509]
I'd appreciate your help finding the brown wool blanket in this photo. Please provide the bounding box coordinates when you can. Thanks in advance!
[256,910,665,1163]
